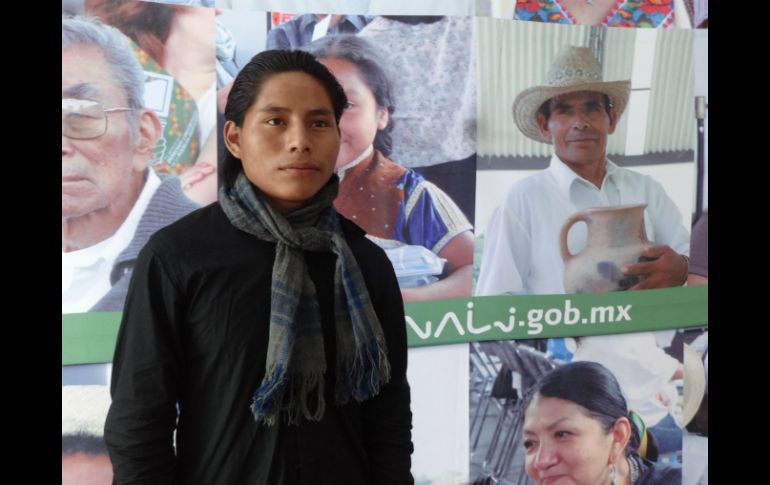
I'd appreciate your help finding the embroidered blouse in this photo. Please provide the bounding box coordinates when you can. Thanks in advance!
[514,0,675,28]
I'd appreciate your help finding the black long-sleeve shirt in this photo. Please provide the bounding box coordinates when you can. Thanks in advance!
[104,203,413,485]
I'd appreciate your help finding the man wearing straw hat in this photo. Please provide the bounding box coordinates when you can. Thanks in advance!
[476,46,690,296]
[476,46,691,456]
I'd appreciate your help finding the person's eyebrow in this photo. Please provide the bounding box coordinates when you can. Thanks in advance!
[63,83,102,100]
[552,101,573,111]
[343,87,364,97]
[523,416,572,435]
[307,107,334,117]
[255,105,289,114]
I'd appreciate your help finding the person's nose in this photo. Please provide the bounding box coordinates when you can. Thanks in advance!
[533,441,559,471]
[286,122,312,154]
[62,131,76,158]
[573,109,591,130]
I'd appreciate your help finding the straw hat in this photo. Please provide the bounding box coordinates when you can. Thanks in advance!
[681,343,707,427]
[512,46,631,143]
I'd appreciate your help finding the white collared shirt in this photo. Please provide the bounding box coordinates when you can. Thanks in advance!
[62,170,161,313]
[475,155,690,296]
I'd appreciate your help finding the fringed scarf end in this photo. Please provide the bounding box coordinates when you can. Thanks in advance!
[251,370,326,426]
[336,336,391,404]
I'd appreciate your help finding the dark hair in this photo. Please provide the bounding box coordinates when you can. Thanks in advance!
[523,361,642,456]
[84,0,174,65]
[62,432,109,456]
[537,93,614,121]
[303,34,396,157]
[221,49,348,189]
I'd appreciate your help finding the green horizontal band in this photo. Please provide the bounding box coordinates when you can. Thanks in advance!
[62,286,707,364]
[403,285,708,347]
[62,312,121,366]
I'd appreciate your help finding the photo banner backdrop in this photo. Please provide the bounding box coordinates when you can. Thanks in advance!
[62,1,708,484]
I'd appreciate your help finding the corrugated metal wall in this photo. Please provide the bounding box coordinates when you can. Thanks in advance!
[645,27,695,153]
[602,27,635,155]
[476,18,694,158]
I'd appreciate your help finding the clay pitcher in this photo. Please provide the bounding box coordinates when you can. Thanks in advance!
[560,204,651,293]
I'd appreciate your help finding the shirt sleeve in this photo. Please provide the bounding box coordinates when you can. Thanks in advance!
[644,176,691,256]
[265,26,291,50]
[475,202,529,296]
[104,239,186,485]
[360,247,414,485]
[402,178,472,254]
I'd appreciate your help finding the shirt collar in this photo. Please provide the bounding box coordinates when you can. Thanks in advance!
[336,144,373,181]
[60,169,160,267]
[299,14,368,31]
[297,14,318,31]
[344,15,370,30]
[547,154,618,193]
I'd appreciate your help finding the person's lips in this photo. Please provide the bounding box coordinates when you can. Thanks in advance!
[280,162,321,175]
[62,174,89,183]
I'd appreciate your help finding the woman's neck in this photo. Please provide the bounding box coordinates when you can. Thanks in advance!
[614,454,633,485]
[163,10,216,101]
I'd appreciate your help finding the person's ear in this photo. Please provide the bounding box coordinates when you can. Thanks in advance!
[376,106,389,131]
[536,112,552,142]
[223,120,242,159]
[608,417,632,464]
[132,109,162,171]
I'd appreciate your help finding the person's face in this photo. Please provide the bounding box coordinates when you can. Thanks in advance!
[62,45,156,222]
[320,58,388,168]
[536,91,617,168]
[62,452,113,485]
[523,395,627,485]
[223,71,340,213]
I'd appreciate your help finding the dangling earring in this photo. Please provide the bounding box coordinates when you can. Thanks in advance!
[608,463,617,485]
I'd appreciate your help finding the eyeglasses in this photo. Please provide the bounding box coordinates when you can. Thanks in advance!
[62,98,133,140]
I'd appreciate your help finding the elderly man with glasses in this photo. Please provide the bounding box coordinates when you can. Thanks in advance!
[62,15,199,313]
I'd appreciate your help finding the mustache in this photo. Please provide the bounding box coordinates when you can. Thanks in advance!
[565,131,601,142]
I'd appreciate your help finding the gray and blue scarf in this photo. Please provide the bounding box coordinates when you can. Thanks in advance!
[219,172,391,425]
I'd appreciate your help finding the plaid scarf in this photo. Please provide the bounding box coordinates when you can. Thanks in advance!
[219,172,391,425]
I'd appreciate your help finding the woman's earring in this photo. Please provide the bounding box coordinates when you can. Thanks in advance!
[609,463,617,485]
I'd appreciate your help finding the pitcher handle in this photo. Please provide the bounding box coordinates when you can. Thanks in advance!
[560,212,590,264]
